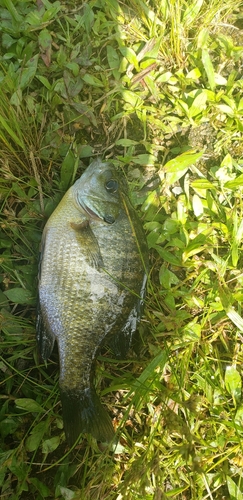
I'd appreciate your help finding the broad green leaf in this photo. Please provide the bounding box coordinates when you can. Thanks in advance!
[4,288,33,305]
[79,145,93,158]
[202,48,215,90]
[115,139,138,147]
[183,0,203,26]
[224,175,243,189]
[225,365,242,403]
[235,406,243,425]
[121,90,143,108]
[166,168,189,186]
[81,73,103,87]
[42,436,60,454]
[60,148,77,190]
[82,3,94,33]
[166,485,190,497]
[188,91,207,117]
[18,55,38,89]
[197,27,209,48]
[59,487,75,500]
[36,75,52,89]
[159,267,179,288]
[186,68,201,80]
[30,477,51,498]
[226,307,243,333]
[155,247,182,266]
[214,73,227,85]
[132,154,156,166]
[216,104,234,116]
[0,417,19,438]
[107,45,120,69]
[191,179,215,190]
[42,1,61,22]
[227,475,243,500]
[26,421,49,452]
[15,398,44,413]
[183,231,211,261]
[192,194,203,217]
[1,0,22,22]
[119,46,139,70]
[128,350,168,408]
[183,320,201,341]
[163,151,203,173]
[38,28,52,51]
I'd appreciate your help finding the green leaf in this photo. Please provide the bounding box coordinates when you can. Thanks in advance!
[30,477,51,497]
[216,104,234,116]
[18,54,39,89]
[36,75,52,89]
[79,145,93,158]
[26,421,49,452]
[119,46,139,70]
[201,48,215,90]
[42,436,60,454]
[15,398,44,413]
[107,45,120,70]
[183,319,201,341]
[132,154,156,166]
[155,247,182,266]
[183,0,204,26]
[128,350,168,408]
[4,288,33,305]
[60,148,77,190]
[38,28,52,51]
[81,73,104,87]
[188,91,207,118]
[226,307,243,333]
[115,139,138,146]
[121,90,143,108]
[186,68,201,80]
[227,476,243,500]
[163,151,203,173]
[192,194,203,217]
[224,175,243,189]
[225,366,242,404]
[0,417,19,437]
[159,267,179,288]
[191,179,215,190]
[59,487,75,500]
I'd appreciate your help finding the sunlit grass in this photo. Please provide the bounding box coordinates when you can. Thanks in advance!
[1,0,243,498]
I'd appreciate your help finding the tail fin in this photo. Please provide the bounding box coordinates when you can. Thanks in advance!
[60,386,115,446]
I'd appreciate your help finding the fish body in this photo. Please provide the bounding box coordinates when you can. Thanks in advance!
[37,159,148,445]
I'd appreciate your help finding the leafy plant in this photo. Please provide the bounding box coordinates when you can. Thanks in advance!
[1,0,243,499]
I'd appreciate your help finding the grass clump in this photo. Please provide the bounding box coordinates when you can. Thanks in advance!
[1,0,243,499]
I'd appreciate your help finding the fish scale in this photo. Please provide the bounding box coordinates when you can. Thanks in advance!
[37,158,149,445]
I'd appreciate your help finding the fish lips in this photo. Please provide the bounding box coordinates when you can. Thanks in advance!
[80,200,116,225]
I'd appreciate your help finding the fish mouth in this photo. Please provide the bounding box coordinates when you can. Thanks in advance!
[80,202,115,224]
[81,201,102,220]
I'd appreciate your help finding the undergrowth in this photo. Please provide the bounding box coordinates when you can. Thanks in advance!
[1,0,243,499]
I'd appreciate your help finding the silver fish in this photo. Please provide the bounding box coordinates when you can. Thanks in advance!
[37,158,148,445]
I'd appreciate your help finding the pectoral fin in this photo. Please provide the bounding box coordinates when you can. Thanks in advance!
[71,219,104,269]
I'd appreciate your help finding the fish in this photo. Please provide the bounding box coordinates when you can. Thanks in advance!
[37,158,149,446]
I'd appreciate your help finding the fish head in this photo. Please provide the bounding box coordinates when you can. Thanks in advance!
[73,158,125,224]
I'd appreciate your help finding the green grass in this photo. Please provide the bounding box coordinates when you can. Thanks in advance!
[1,0,243,498]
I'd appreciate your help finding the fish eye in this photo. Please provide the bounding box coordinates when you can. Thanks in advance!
[105,179,118,193]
